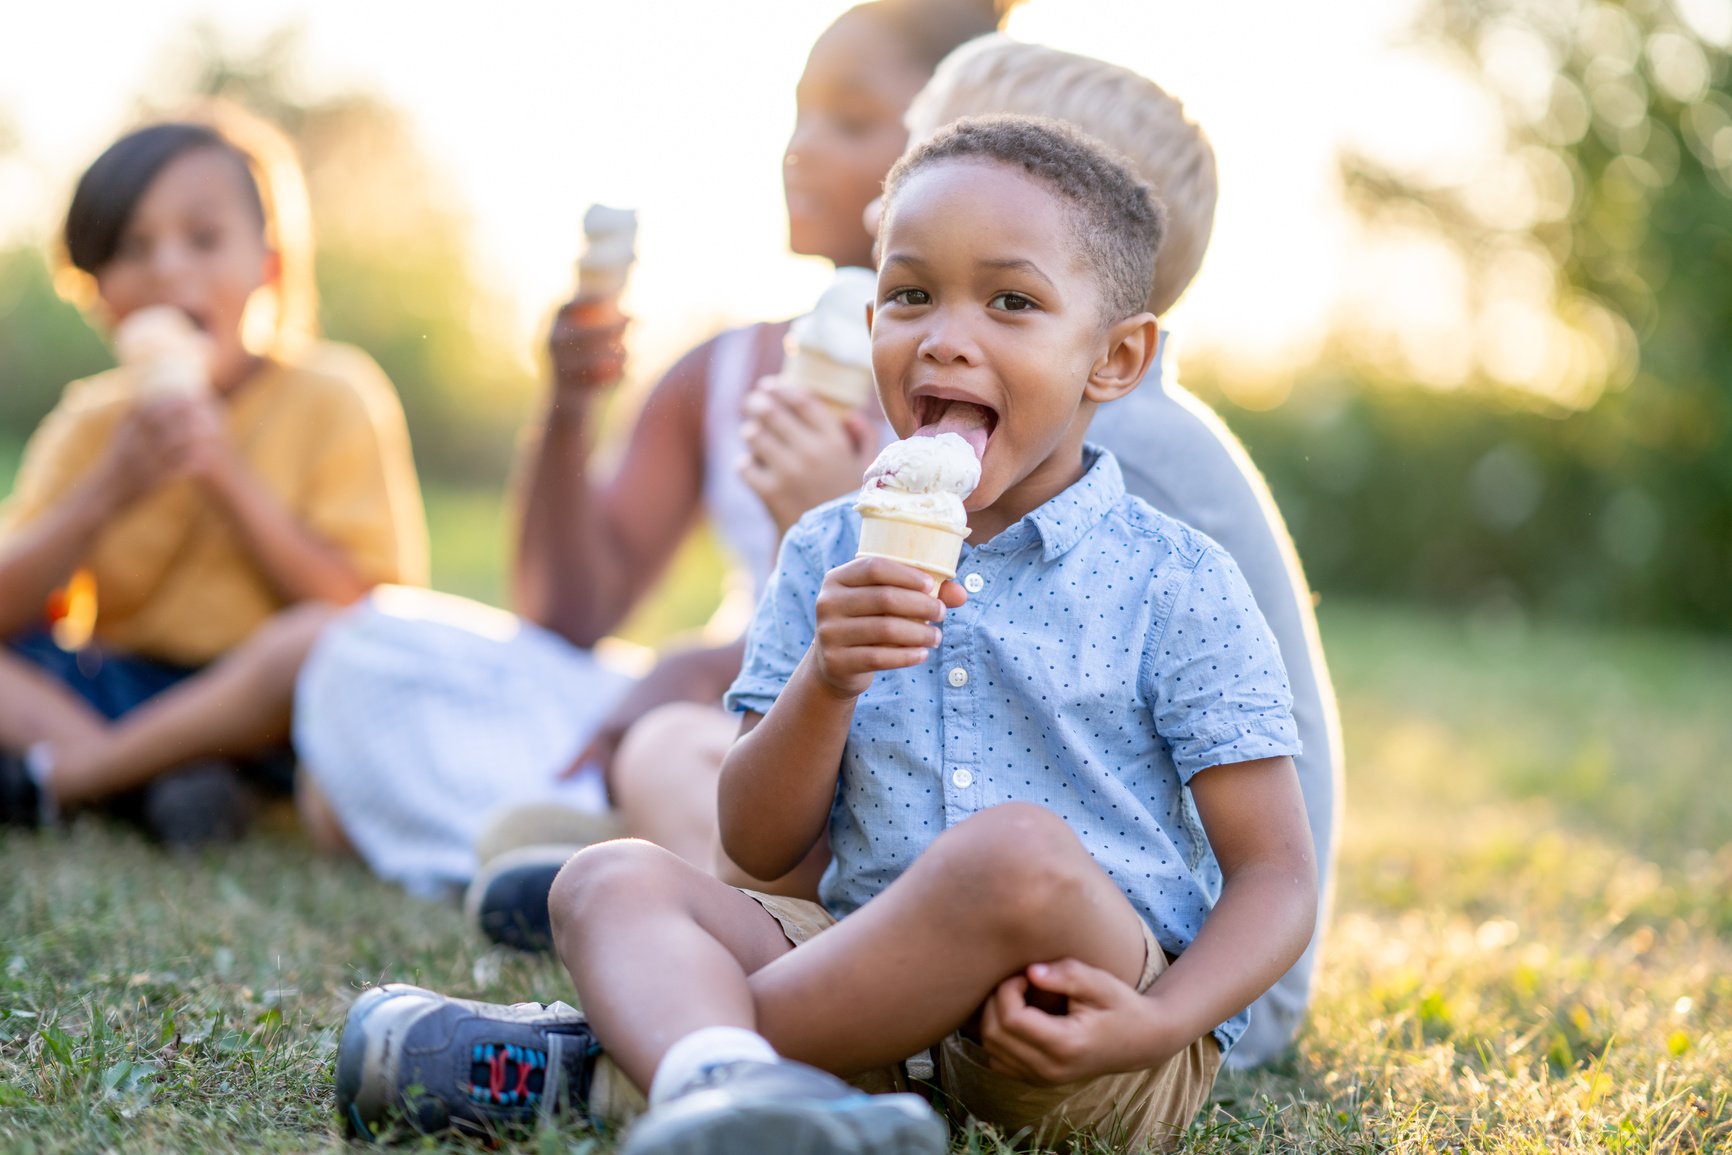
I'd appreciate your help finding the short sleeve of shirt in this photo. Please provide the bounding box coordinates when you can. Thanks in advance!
[1144,542,1302,781]
[0,376,125,539]
[723,502,847,717]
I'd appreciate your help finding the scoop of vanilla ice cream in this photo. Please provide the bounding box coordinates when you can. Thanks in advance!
[113,305,211,396]
[578,204,638,275]
[786,266,876,371]
[853,432,980,532]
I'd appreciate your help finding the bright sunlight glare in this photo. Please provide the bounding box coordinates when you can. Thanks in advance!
[0,0,1491,386]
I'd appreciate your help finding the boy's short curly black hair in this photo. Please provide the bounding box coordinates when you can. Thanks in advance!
[881,113,1166,322]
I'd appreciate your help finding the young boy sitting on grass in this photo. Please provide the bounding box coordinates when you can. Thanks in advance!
[335,115,1315,1155]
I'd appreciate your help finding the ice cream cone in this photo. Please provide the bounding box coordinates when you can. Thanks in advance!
[856,512,968,581]
[113,305,211,397]
[783,346,875,415]
[575,204,637,303]
[576,262,631,302]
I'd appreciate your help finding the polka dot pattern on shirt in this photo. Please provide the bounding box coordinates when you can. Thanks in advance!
[726,447,1301,1055]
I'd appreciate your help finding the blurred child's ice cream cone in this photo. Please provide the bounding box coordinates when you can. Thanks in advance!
[576,204,637,301]
[784,266,877,416]
[113,305,211,397]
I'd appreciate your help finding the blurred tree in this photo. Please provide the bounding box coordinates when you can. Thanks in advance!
[1200,0,1731,630]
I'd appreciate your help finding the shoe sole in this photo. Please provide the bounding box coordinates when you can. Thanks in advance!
[621,1090,948,1155]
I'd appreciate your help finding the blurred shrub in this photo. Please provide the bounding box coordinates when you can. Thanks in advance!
[1212,0,1731,632]
[1197,370,1731,630]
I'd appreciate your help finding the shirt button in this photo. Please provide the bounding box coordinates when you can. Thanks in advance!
[947,666,969,688]
[962,573,985,593]
[951,767,974,789]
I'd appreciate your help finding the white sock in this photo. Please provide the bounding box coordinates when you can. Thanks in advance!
[24,743,58,825]
[648,1026,778,1105]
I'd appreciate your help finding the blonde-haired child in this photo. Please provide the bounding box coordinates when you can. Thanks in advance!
[0,107,425,844]
[903,35,1343,1069]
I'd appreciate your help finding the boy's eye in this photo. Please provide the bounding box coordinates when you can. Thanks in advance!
[887,288,929,307]
[190,227,223,251]
[988,292,1037,312]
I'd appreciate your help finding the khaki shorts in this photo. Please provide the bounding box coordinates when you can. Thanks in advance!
[746,890,1222,1153]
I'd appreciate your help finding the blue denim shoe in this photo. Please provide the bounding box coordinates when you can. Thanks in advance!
[335,983,600,1141]
[621,1057,947,1155]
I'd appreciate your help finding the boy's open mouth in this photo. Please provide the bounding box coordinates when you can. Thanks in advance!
[913,395,996,460]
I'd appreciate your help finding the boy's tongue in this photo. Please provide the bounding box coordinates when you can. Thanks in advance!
[915,399,991,460]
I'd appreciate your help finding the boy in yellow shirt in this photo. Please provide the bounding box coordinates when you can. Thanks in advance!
[0,113,424,843]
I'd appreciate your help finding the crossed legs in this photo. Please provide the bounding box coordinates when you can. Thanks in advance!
[549,801,1148,1092]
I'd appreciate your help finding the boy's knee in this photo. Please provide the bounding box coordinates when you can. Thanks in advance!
[940,802,1096,909]
[548,838,684,928]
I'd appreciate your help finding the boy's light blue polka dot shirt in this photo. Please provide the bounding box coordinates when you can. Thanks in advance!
[725,446,1301,1052]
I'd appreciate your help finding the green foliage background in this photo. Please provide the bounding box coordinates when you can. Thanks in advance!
[1195,0,1731,631]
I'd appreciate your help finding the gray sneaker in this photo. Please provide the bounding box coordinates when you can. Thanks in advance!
[621,1057,948,1155]
[335,983,600,1141]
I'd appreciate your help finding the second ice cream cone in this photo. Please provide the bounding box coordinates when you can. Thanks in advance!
[784,347,874,415]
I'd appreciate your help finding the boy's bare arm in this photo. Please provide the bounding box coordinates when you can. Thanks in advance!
[0,401,193,637]
[718,556,963,879]
[979,755,1314,1081]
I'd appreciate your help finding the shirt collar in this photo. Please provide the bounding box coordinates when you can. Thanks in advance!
[976,445,1125,562]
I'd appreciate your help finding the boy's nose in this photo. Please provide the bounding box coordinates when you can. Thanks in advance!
[917,309,977,364]
[147,239,195,284]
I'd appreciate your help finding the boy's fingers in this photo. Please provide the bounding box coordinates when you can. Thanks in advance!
[819,616,941,653]
[827,646,931,677]
[831,582,945,619]
[836,556,947,595]
[1025,958,1121,1004]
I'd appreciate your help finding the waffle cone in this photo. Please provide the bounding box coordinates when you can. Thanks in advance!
[784,348,875,413]
[856,513,967,581]
[577,263,630,300]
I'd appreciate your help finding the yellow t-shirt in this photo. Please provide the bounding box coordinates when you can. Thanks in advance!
[0,352,428,666]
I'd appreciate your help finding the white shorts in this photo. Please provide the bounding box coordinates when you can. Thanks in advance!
[293,587,633,895]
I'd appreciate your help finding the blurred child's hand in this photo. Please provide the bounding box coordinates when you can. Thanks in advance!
[738,376,876,537]
[95,397,204,509]
[561,646,734,783]
[979,959,1176,1085]
[159,393,236,485]
[811,557,965,698]
[547,297,630,397]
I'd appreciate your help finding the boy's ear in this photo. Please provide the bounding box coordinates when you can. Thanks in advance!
[1084,312,1159,404]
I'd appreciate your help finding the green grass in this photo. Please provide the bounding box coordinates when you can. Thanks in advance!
[2,597,1730,1151]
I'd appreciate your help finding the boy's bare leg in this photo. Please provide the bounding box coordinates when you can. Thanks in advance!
[552,838,799,1089]
[552,802,1146,1090]
[0,651,108,750]
[611,701,831,900]
[294,767,355,855]
[47,602,339,805]
[610,702,732,870]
